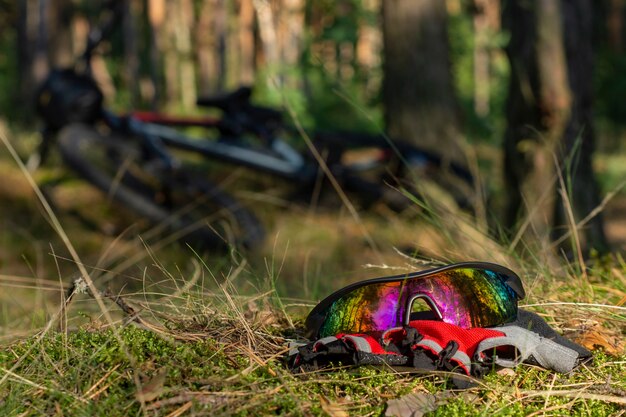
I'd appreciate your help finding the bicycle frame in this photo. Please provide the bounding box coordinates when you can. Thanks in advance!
[31,0,314,185]
[102,110,314,183]
[33,0,476,217]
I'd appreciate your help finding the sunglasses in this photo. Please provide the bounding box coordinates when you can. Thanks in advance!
[305,262,525,339]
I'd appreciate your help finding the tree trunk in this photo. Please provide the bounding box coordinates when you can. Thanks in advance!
[48,0,73,67]
[356,0,381,94]
[356,0,380,71]
[177,0,196,109]
[162,0,179,105]
[606,0,623,52]
[502,0,569,250]
[16,0,47,119]
[381,0,464,163]
[196,0,226,95]
[278,0,304,85]
[254,0,279,74]
[148,0,165,108]
[503,0,608,254]
[160,0,197,108]
[16,0,33,117]
[196,0,216,95]
[238,0,256,85]
[122,0,140,107]
[552,0,608,253]
[471,0,500,116]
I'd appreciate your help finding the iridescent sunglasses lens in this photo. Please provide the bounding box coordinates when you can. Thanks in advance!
[306,263,524,339]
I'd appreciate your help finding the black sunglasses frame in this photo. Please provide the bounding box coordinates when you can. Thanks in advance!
[305,262,525,339]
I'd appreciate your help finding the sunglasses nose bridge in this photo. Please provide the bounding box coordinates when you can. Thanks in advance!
[402,292,443,325]
[398,277,441,325]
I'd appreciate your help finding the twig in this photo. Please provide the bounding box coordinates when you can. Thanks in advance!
[80,281,205,342]
[525,399,577,417]
[521,302,626,312]
[520,389,626,405]
[84,364,121,397]
[164,401,193,417]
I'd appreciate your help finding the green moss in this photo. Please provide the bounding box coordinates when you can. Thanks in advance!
[0,326,240,415]
[0,321,624,416]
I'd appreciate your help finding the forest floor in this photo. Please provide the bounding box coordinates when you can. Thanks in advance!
[0,126,624,416]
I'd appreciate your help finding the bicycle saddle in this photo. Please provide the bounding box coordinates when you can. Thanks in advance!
[197,86,283,126]
[196,86,253,110]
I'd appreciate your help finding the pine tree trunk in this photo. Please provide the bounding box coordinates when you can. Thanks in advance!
[148,0,165,108]
[163,0,179,105]
[254,0,279,74]
[503,0,608,254]
[238,0,256,85]
[471,0,500,116]
[196,0,216,95]
[48,0,73,67]
[122,0,140,107]
[356,0,381,93]
[17,0,47,119]
[552,0,608,253]
[196,0,226,95]
[381,0,464,163]
[162,0,197,108]
[503,0,569,250]
[278,0,304,86]
[607,0,623,52]
[177,0,196,109]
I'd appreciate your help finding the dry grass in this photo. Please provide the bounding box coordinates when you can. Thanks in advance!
[0,123,625,415]
[1,261,620,416]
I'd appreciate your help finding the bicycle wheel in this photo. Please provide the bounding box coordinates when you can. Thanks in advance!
[56,123,265,250]
[313,131,477,212]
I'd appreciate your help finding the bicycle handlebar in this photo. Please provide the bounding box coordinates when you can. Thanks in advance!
[196,86,253,109]
[82,0,125,67]
[196,86,283,138]
[77,0,284,142]
[197,88,282,122]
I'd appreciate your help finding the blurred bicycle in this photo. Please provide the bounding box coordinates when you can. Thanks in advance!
[31,0,477,251]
